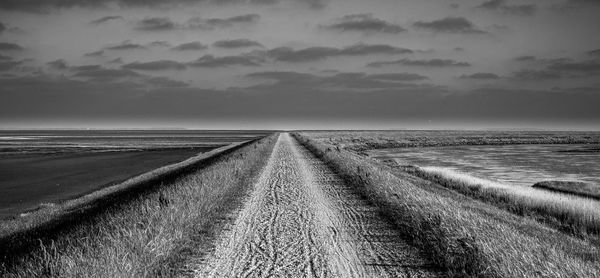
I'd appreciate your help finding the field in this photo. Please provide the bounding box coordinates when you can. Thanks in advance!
[2,130,600,277]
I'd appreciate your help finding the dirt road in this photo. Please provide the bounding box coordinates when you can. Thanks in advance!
[193,133,439,277]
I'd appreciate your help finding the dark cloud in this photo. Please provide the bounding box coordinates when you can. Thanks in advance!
[171,41,208,51]
[108,58,124,64]
[146,76,189,88]
[413,17,486,34]
[514,55,536,62]
[511,69,562,80]
[0,60,21,71]
[587,49,600,57]
[213,39,263,48]
[0,22,5,33]
[122,60,186,71]
[368,73,429,81]
[135,17,176,31]
[104,41,146,50]
[73,67,141,82]
[0,42,24,51]
[84,50,105,57]
[368,58,471,68]
[149,41,171,47]
[459,72,500,79]
[246,71,432,91]
[267,44,413,62]
[188,54,264,67]
[0,54,12,61]
[477,0,537,16]
[187,14,260,30]
[89,16,123,25]
[548,60,600,75]
[0,0,327,13]
[321,14,405,34]
[47,59,68,70]
[71,65,103,71]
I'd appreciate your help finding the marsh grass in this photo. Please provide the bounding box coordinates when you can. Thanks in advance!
[294,132,600,277]
[413,167,600,236]
[0,134,278,277]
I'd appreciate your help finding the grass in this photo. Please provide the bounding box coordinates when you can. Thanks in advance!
[307,130,600,153]
[294,132,600,277]
[533,180,600,200]
[0,134,278,277]
[412,167,600,236]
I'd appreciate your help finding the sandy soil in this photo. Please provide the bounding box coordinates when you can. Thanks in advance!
[193,133,440,277]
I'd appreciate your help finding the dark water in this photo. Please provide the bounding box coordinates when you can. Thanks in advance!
[0,130,269,218]
[370,144,600,187]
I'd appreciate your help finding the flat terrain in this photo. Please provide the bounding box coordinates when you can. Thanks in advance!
[0,148,208,218]
[193,133,438,277]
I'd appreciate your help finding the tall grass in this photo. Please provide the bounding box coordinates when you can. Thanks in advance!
[414,167,600,235]
[294,132,600,277]
[0,134,278,277]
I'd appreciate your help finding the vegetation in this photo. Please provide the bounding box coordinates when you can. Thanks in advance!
[533,180,600,200]
[410,167,600,236]
[0,134,278,277]
[294,132,600,277]
[307,130,600,153]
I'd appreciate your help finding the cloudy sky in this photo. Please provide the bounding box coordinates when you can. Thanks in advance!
[1,0,599,129]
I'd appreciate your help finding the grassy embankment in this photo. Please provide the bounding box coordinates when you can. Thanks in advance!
[410,167,600,236]
[0,134,278,277]
[293,132,600,277]
[532,180,600,200]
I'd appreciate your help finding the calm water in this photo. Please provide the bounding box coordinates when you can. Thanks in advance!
[370,144,600,187]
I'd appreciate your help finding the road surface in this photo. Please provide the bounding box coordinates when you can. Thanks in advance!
[193,133,440,277]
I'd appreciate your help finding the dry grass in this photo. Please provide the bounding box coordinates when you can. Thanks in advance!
[0,134,278,277]
[294,132,600,277]
[414,167,600,235]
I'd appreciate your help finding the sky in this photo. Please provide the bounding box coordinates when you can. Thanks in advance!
[0,0,599,130]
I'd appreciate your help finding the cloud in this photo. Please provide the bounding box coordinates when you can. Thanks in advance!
[213,39,263,48]
[146,76,189,88]
[188,54,264,67]
[0,0,327,13]
[0,42,24,51]
[108,58,124,64]
[148,41,171,47]
[89,16,123,25]
[587,49,600,57]
[267,43,413,62]
[459,72,500,79]
[171,41,208,51]
[71,65,103,71]
[84,50,105,57]
[547,60,600,75]
[511,69,562,80]
[0,54,12,61]
[122,60,186,71]
[187,14,260,30]
[47,59,68,70]
[246,71,436,91]
[73,67,142,82]
[413,17,486,34]
[477,0,537,16]
[321,14,406,34]
[368,58,471,68]
[0,21,5,33]
[104,41,146,50]
[368,73,429,81]
[135,17,176,31]
[0,60,21,71]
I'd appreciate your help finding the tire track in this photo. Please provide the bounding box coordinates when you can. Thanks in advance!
[193,133,440,277]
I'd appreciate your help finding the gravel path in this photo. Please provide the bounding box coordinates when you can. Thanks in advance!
[193,133,440,277]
